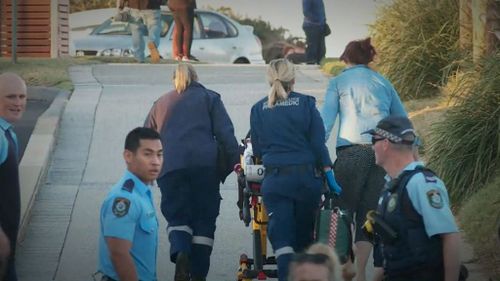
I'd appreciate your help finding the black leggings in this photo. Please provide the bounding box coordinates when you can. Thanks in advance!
[334,145,386,242]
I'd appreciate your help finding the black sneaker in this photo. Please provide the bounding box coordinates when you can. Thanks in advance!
[174,252,190,281]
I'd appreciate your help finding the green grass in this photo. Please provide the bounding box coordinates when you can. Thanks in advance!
[0,57,181,91]
[459,170,500,280]
[426,52,500,206]
[320,58,345,76]
[0,57,98,91]
[370,0,460,100]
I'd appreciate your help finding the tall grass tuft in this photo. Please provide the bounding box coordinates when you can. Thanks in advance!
[370,0,460,100]
[426,52,500,206]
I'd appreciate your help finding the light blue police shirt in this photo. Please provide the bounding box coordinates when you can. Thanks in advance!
[386,161,459,237]
[98,170,158,281]
[0,117,18,164]
[321,65,407,147]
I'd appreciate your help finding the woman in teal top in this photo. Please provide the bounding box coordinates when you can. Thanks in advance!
[321,37,407,281]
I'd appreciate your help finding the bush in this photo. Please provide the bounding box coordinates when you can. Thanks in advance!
[370,0,460,100]
[320,58,345,76]
[426,52,500,206]
[459,170,500,279]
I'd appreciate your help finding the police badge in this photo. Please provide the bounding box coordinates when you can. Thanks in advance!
[387,194,398,212]
[112,197,131,217]
[426,189,443,209]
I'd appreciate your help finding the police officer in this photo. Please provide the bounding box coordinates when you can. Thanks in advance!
[0,73,27,281]
[250,58,338,281]
[362,116,460,281]
[97,127,162,281]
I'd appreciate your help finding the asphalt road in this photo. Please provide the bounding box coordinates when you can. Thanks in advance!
[17,64,349,281]
[16,87,58,160]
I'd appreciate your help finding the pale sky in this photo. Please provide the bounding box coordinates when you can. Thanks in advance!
[198,0,388,57]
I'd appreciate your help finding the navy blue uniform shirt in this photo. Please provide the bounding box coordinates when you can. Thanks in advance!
[250,92,332,168]
[145,81,239,177]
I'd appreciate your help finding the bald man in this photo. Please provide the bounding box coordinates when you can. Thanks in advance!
[0,73,27,281]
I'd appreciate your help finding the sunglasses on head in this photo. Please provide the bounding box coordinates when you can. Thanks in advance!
[291,253,329,264]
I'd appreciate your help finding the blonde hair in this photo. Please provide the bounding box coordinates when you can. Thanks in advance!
[173,63,198,93]
[305,243,343,281]
[266,58,295,108]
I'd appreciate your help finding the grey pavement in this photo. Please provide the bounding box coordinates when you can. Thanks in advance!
[15,64,489,281]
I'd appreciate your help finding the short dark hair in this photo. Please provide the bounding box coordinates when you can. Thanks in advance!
[124,127,161,152]
[339,37,376,65]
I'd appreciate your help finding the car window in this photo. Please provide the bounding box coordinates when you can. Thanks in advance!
[199,13,234,39]
[160,14,174,37]
[93,20,131,35]
[169,16,201,39]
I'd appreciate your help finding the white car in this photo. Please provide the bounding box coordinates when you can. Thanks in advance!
[71,9,265,64]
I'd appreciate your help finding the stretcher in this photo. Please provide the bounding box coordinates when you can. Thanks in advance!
[235,140,278,281]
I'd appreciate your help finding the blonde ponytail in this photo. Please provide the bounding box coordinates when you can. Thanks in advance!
[267,59,295,108]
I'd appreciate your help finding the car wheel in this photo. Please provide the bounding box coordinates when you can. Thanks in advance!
[234,58,250,64]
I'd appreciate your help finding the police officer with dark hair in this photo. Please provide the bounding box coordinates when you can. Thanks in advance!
[362,116,460,281]
[250,59,340,281]
[97,127,163,281]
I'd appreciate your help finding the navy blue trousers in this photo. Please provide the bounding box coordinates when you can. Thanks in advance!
[303,24,326,64]
[262,166,322,281]
[158,167,221,278]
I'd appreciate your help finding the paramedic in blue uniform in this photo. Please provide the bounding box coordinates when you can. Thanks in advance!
[250,58,338,281]
[363,116,460,281]
[0,73,27,281]
[98,127,163,281]
[144,63,239,281]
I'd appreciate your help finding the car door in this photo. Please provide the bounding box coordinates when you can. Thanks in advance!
[193,12,240,63]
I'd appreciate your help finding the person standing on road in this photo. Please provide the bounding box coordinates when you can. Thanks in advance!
[0,73,27,281]
[362,116,460,281]
[302,0,327,64]
[97,127,163,281]
[144,63,239,281]
[320,38,407,281]
[117,0,162,63]
[250,58,339,281]
[168,0,198,62]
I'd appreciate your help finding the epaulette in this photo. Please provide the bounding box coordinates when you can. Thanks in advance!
[121,179,135,193]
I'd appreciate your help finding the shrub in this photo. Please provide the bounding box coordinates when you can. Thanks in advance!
[426,52,500,205]
[459,170,500,279]
[320,58,345,76]
[370,0,460,100]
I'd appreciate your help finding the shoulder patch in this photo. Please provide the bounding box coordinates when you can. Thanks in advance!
[112,197,131,217]
[121,179,134,193]
[426,189,443,209]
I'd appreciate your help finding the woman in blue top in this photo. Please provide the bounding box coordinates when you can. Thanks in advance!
[250,58,337,281]
[321,38,407,281]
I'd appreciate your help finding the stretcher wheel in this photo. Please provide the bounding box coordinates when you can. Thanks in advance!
[253,229,263,271]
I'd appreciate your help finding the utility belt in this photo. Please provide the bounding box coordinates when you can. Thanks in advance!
[265,164,316,176]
